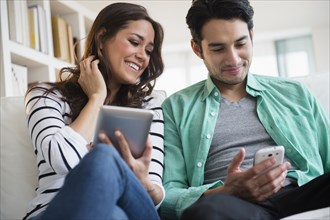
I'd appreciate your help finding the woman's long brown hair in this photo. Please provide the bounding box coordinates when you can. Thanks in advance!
[28,3,164,121]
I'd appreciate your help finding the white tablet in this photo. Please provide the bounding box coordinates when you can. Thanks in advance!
[93,105,154,158]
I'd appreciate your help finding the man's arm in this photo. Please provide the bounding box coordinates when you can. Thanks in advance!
[308,88,330,172]
[160,100,218,219]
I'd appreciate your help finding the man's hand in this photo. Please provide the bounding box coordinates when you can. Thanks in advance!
[204,148,291,201]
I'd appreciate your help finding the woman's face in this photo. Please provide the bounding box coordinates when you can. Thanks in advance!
[104,20,155,89]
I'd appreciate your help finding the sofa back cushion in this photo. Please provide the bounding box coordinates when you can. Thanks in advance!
[0,96,38,219]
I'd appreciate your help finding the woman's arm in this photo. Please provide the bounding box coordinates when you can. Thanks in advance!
[69,57,106,143]
[146,99,165,208]
[25,85,89,174]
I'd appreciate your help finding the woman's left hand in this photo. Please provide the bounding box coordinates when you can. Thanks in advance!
[98,130,152,185]
[98,130,163,205]
[115,130,152,183]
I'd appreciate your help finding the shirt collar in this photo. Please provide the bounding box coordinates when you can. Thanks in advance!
[202,75,219,101]
[202,73,265,100]
[247,73,264,91]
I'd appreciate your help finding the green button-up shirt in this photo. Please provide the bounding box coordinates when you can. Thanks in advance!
[160,73,330,220]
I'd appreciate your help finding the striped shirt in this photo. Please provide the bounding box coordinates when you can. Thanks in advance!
[24,84,165,219]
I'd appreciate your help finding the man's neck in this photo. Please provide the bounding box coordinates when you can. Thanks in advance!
[215,81,247,102]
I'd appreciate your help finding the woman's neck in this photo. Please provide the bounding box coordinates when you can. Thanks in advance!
[106,82,121,105]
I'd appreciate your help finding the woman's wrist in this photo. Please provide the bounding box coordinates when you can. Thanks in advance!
[146,185,156,193]
[142,180,155,193]
[89,93,106,106]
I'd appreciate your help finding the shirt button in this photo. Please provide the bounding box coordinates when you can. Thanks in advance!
[197,162,202,167]
[206,134,211,139]
[210,112,216,116]
[214,92,219,96]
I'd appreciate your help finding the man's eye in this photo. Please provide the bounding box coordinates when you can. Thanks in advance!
[212,48,224,52]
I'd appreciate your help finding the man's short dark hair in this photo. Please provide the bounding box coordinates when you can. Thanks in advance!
[186,0,254,44]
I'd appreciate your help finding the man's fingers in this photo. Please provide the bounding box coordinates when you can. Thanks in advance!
[250,162,290,201]
[227,148,245,174]
[257,162,290,186]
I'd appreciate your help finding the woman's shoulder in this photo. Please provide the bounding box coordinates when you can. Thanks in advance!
[26,83,61,97]
[25,83,65,108]
[142,90,167,109]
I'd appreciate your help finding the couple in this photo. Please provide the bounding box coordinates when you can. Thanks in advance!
[24,1,329,220]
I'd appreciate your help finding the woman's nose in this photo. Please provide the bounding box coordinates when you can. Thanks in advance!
[135,48,148,61]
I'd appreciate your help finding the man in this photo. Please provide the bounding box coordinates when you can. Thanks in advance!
[160,0,330,219]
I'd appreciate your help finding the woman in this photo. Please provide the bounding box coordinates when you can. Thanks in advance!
[24,3,164,220]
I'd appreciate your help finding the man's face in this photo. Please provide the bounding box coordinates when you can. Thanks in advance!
[192,19,253,89]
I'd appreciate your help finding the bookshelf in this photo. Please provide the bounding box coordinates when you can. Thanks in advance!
[0,0,96,97]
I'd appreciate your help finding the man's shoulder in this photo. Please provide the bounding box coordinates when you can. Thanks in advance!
[252,74,306,90]
[252,74,316,108]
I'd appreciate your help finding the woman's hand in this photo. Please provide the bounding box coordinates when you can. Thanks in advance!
[79,56,107,101]
[115,130,152,182]
[69,56,107,143]
[98,130,163,205]
[98,130,151,181]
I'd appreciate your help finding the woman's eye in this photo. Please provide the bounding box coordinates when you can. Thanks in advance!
[129,40,139,46]
[236,42,246,48]
[145,50,152,56]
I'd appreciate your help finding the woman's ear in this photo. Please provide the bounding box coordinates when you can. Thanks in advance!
[97,28,107,49]
[191,39,203,59]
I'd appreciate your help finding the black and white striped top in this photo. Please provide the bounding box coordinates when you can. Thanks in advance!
[23,84,165,219]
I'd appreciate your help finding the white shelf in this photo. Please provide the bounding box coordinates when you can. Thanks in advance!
[0,0,96,97]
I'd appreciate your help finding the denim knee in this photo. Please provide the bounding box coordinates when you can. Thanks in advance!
[92,143,120,157]
[89,143,121,162]
[73,143,124,177]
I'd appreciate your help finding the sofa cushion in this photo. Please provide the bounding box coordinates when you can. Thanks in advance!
[0,96,38,219]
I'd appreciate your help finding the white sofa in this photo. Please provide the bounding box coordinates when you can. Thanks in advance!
[1,96,38,219]
[0,90,167,219]
[0,75,329,219]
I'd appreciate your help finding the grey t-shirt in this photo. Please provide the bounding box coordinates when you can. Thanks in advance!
[204,95,294,184]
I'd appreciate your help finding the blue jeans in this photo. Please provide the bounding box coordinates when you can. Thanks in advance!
[33,144,159,220]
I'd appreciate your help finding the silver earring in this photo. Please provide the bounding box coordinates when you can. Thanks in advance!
[135,77,141,85]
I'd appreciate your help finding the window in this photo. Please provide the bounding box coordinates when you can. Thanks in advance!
[156,34,318,96]
[275,35,316,77]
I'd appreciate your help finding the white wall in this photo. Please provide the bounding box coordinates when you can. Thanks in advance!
[77,0,329,96]
[312,27,330,74]
[155,1,330,95]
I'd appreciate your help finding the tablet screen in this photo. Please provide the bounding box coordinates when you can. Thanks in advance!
[93,105,154,158]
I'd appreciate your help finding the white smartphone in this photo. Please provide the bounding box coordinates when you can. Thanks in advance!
[93,105,154,158]
[253,146,285,171]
